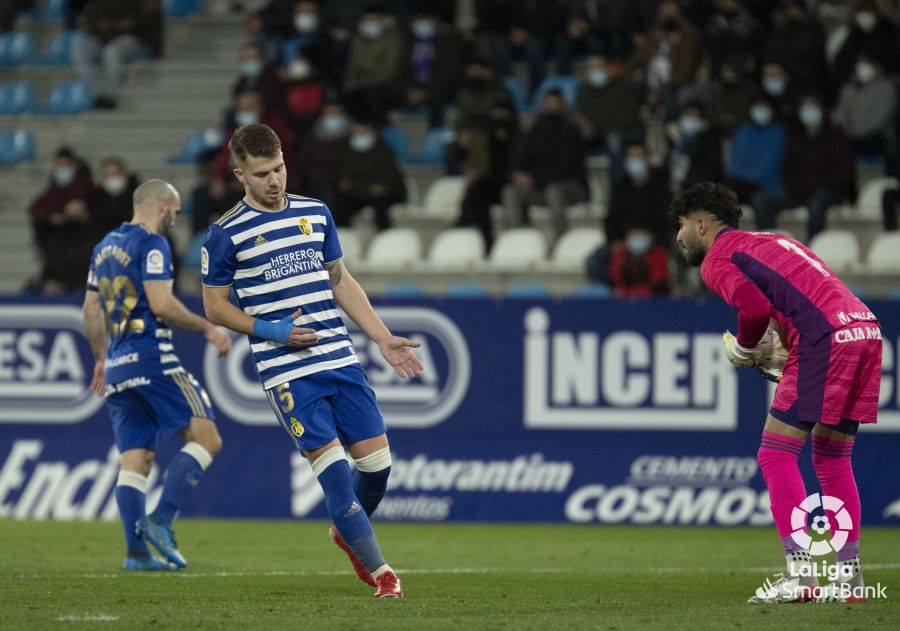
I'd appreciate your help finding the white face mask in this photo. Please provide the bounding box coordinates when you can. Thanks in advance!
[412,18,436,39]
[241,59,263,78]
[288,59,310,80]
[53,165,76,187]
[350,133,376,152]
[102,174,128,196]
[359,19,384,39]
[750,104,773,126]
[799,104,823,127]
[235,111,259,126]
[626,233,652,255]
[320,113,349,138]
[855,11,877,32]
[624,157,648,180]
[294,13,319,33]
[680,115,703,136]
[763,77,786,97]
[856,61,877,83]
[587,68,608,88]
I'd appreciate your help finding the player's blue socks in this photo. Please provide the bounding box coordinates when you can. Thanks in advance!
[314,446,387,574]
[115,470,151,556]
[153,442,213,526]
[353,447,392,517]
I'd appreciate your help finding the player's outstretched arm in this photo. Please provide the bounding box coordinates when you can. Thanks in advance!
[327,260,424,379]
[202,284,318,348]
[145,280,231,356]
[82,289,108,396]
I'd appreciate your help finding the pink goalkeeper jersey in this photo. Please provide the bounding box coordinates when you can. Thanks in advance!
[701,228,877,345]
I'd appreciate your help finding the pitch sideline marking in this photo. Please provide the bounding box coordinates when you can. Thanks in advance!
[56,615,119,622]
[15,562,900,580]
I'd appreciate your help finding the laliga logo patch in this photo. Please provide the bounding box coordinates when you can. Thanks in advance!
[146,249,164,275]
[790,493,853,555]
[298,217,312,236]
[200,247,209,276]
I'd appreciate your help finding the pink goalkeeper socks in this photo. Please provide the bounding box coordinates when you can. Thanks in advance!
[812,434,860,561]
[758,430,807,552]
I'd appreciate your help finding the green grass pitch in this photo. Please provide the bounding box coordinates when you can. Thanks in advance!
[1,519,898,630]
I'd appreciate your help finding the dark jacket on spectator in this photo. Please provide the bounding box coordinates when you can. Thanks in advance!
[81,0,162,56]
[344,21,409,94]
[338,137,406,202]
[764,11,827,91]
[575,77,642,141]
[511,113,588,191]
[89,173,139,239]
[604,170,672,246]
[28,162,95,225]
[783,125,855,200]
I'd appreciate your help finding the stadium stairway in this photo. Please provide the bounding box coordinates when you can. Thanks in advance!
[0,12,245,292]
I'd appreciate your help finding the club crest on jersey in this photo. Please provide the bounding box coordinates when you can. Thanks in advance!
[298,217,312,236]
[289,417,304,437]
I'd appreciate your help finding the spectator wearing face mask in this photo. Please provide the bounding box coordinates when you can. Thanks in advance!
[89,156,140,240]
[704,0,762,79]
[628,2,704,94]
[608,228,671,297]
[337,119,407,230]
[295,101,352,217]
[763,0,827,93]
[752,95,854,240]
[726,97,786,204]
[277,51,333,138]
[667,101,723,195]
[342,5,410,126]
[831,0,899,103]
[27,147,97,293]
[232,42,284,112]
[604,143,672,249]
[833,54,897,159]
[759,61,799,122]
[280,1,345,84]
[403,10,465,128]
[574,54,642,152]
[501,89,588,240]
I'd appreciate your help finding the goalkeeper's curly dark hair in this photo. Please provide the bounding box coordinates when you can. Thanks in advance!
[668,182,743,229]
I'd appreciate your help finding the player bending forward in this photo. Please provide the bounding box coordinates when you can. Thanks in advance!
[670,182,880,604]
[201,124,422,598]
[83,180,232,571]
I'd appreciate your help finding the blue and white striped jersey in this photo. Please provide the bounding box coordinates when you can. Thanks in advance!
[201,194,356,390]
[87,223,182,384]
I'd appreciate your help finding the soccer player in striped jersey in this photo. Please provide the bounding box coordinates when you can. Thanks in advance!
[82,180,232,572]
[201,124,422,599]
[670,182,881,603]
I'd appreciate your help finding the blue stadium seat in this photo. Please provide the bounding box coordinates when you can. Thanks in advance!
[446,282,489,298]
[569,283,611,299]
[168,127,225,164]
[409,127,450,165]
[0,32,36,66]
[0,129,36,166]
[0,81,35,115]
[181,232,206,269]
[503,76,528,113]
[34,0,66,21]
[530,75,579,111]
[38,79,93,115]
[34,30,85,66]
[382,282,426,297]
[163,0,204,17]
[380,126,410,162]
[507,282,552,298]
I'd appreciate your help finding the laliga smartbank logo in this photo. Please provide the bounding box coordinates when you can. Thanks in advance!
[790,493,853,555]
[0,305,104,423]
[204,307,470,428]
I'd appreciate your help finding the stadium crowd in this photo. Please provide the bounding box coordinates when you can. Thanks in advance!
[17,0,900,297]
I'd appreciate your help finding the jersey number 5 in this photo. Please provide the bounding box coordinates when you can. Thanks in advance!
[96,275,140,336]
[777,239,830,277]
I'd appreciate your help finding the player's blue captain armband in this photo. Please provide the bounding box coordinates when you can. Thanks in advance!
[252,314,296,344]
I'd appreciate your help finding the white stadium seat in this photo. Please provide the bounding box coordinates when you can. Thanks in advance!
[421,176,466,220]
[544,227,605,270]
[488,228,547,269]
[364,228,423,267]
[336,228,363,266]
[856,176,899,220]
[427,228,486,268]
[864,232,900,273]
[808,230,860,272]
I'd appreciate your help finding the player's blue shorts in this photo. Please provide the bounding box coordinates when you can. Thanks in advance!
[106,371,215,452]
[265,364,385,452]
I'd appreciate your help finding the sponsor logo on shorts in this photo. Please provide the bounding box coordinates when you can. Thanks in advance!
[104,376,151,395]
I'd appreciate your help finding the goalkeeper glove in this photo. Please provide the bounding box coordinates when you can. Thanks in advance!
[722,330,761,368]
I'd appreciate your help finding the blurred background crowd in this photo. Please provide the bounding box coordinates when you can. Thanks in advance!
[5,0,900,299]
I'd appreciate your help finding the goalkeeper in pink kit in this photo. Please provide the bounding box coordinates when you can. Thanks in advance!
[670,183,881,603]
